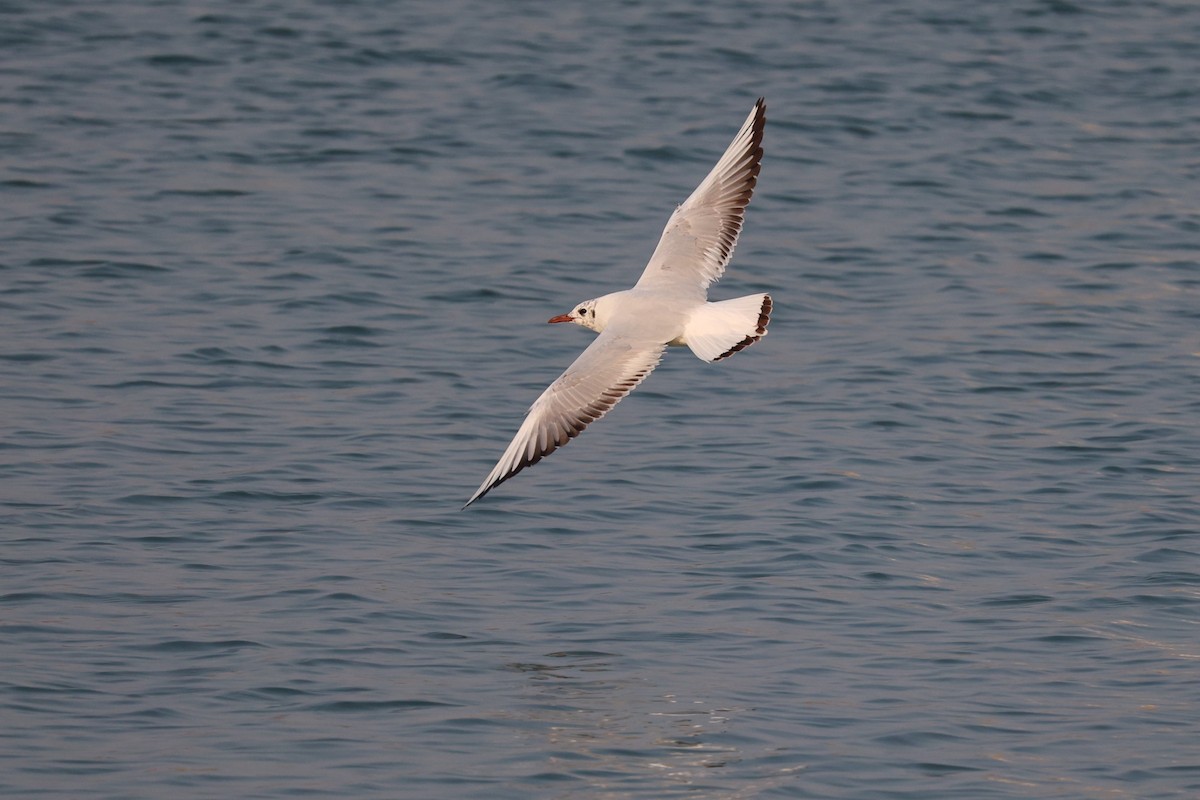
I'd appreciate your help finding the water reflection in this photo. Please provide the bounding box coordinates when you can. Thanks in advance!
[505,651,807,795]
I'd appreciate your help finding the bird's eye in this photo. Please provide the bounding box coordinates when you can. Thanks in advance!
[578,308,586,315]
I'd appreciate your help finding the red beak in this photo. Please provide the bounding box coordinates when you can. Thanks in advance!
[547,314,573,324]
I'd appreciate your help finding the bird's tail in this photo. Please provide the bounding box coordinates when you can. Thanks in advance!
[682,294,771,362]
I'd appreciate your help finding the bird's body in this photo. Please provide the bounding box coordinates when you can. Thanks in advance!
[466,99,771,507]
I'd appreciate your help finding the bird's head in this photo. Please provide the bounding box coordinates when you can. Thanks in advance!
[548,298,602,332]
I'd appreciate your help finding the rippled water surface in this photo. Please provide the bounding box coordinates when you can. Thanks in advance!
[3,1,1199,798]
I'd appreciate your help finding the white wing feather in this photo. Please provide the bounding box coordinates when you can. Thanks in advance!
[465,332,665,507]
[634,98,766,299]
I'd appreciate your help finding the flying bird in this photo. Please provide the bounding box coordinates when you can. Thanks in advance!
[465,98,771,507]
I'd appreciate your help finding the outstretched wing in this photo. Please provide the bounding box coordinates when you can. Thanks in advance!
[465,332,666,507]
[634,98,765,299]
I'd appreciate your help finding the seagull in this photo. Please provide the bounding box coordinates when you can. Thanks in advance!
[465,98,771,507]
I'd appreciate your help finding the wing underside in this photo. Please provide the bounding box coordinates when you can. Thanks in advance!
[465,332,666,507]
[634,98,766,297]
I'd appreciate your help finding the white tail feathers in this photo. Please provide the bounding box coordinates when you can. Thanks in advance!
[681,294,771,362]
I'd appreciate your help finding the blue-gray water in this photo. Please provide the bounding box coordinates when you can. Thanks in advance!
[3,1,1199,798]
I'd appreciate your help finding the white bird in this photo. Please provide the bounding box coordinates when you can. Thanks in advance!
[465,98,771,507]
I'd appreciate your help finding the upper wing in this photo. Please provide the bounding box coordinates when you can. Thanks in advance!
[634,98,765,298]
[465,331,666,507]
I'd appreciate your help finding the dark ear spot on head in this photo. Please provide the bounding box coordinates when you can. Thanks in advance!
[589,308,595,316]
